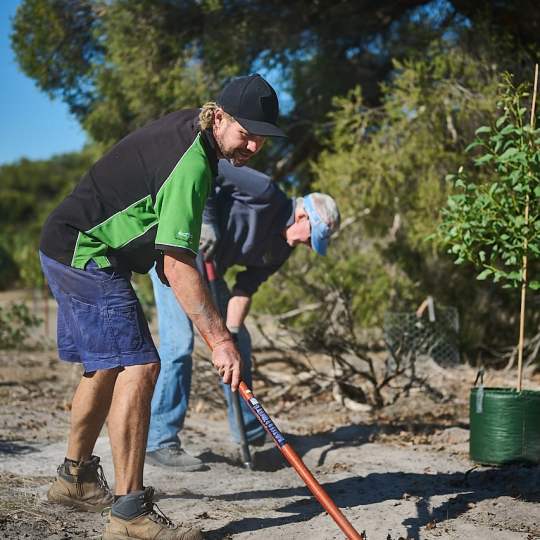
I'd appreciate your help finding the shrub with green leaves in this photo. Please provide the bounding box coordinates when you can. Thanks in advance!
[257,40,501,337]
[440,73,540,290]
[254,39,536,355]
[0,302,42,350]
[0,150,95,289]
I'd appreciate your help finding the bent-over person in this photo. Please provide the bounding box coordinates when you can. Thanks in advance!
[146,159,341,470]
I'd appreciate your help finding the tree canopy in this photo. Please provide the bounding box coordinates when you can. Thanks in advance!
[12,1,540,183]
[0,150,95,288]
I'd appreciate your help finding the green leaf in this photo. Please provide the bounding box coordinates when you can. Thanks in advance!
[475,154,493,165]
[499,147,518,161]
[477,268,492,280]
[475,126,491,135]
[529,281,540,290]
[465,141,481,152]
[500,124,517,135]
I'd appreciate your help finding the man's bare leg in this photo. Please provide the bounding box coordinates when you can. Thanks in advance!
[108,362,160,495]
[66,368,121,461]
[48,367,119,512]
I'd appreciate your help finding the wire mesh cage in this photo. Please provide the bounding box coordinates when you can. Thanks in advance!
[383,297,460,366]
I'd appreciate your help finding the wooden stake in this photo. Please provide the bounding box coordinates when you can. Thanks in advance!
[517,63,539,392]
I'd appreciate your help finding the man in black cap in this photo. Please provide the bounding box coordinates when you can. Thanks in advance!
[39,74,285,540]
[215,73,285,139]
[198,73,285,167]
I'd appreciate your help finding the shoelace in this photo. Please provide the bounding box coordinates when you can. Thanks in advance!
[145,501,176,529]
[100,506,112,518]
[94,463,112,493]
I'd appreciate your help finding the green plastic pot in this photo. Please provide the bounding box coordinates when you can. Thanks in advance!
[470,387,540,465]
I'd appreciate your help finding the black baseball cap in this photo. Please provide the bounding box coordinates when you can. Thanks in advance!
[217,74,287,138]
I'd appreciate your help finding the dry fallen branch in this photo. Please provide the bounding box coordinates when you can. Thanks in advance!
[274,302,322,322]
[251,279,450,410]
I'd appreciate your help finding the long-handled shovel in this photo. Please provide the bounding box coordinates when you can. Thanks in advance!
[203,261,364,538]
[238,381,365,539]
[203,260,253,469]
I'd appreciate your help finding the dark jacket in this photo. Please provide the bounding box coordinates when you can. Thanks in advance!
[204,160,294,296]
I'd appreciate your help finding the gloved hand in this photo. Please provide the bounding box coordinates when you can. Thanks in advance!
[199,222,220,261]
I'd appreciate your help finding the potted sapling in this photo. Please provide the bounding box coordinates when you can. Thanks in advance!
[439,68,540,465]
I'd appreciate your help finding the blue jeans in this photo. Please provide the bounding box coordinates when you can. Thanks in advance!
[147,266,264,451]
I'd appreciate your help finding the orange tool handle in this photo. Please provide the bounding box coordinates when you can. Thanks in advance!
[238,382,364,540]
[204,259,218,281]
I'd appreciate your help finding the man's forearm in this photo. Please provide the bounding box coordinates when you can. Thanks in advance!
[164,252,231,349]
[226,294,252,331]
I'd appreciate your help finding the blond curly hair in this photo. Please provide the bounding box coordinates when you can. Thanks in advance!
[199,102,234,130]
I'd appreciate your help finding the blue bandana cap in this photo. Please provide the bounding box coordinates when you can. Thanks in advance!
[303,193,340,256]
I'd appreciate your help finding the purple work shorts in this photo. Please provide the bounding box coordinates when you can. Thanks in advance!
[39,251,159,372]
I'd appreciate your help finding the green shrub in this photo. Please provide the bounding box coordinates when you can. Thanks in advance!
[440,73,540,290]
[0,302,42,350]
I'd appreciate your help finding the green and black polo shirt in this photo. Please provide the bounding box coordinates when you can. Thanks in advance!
[40,109,218,274]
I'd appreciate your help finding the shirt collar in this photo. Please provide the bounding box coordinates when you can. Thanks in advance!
[198,125,219,178]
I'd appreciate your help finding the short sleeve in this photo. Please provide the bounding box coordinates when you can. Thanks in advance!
[154,137,212,255]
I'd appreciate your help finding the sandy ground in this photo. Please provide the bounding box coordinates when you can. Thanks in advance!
[0,293,539,539]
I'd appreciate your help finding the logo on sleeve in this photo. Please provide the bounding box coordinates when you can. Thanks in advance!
[175,231,193,243]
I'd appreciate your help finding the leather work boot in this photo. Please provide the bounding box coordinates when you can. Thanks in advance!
[47,455,113,512]
[145,446,206,472]
[103,486,203,540]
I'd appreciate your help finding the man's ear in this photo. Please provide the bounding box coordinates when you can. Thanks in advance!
[213,108,226,129]
[213,109,221,128]
[295,206,308,223]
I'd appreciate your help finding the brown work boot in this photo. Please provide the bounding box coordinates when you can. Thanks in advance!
[103,486,203,539]
[47,455,113,512]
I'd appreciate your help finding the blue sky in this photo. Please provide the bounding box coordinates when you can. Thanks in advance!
[0,0,86,165]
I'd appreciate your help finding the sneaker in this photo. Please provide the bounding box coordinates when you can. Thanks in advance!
[103,486,203,540]
[47,455,113,512]
[145,446,206,471]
